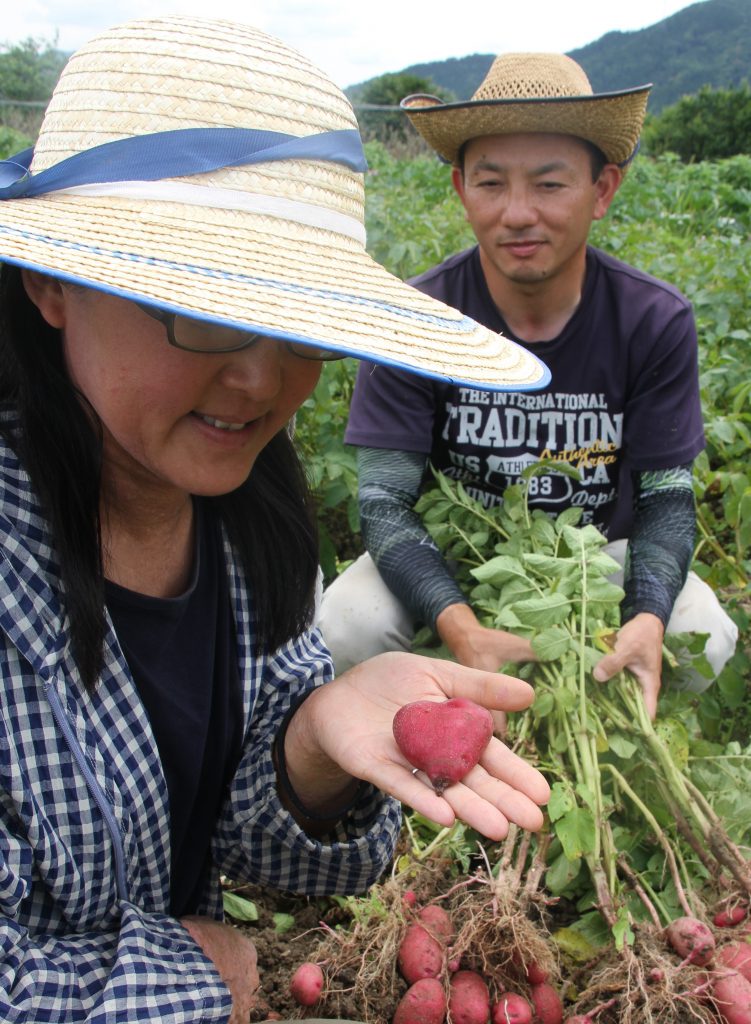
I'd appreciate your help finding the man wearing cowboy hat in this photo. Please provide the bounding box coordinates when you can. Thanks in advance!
[319,53,737,718]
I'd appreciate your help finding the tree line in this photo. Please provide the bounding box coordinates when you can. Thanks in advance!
[1,39,750,164]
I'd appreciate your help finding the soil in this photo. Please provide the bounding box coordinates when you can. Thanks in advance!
[233,883,361,1022]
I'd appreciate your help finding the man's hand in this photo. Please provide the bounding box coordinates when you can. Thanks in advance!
[180,916,260,1024]
[436,603,537,671]
[592,612,665,720]
[284,651,550,844]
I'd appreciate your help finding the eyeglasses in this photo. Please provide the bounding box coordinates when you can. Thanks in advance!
[135,302,346,361]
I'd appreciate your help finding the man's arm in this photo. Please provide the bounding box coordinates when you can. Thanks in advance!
[594,464,696,717]
[358,446,534,670]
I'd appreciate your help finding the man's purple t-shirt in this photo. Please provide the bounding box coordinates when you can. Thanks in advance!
[345,245,705,540]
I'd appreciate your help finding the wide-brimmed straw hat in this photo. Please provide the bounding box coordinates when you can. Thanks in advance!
[0,18,548,392]
[402,52,651,168]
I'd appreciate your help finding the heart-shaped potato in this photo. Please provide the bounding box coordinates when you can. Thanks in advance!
[393,698,494,795]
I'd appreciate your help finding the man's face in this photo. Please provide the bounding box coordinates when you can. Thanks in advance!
[452,132,621,292]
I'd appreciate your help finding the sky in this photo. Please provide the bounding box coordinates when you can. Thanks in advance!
[2,0,703,90]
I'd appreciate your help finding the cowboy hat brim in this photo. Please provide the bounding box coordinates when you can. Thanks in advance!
[402,86,652,167]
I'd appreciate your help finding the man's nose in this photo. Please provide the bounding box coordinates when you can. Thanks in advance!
[500,185,538,228]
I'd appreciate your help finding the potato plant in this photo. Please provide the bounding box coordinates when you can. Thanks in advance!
[409,468,751,1018]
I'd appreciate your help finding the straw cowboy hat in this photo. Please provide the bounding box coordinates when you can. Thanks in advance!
[401,52,652,168]
[0,18,548,392]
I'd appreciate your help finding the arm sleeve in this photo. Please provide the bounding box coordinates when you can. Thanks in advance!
[0,902,232,1023]
[358,446,468,628]
[621,464,696,627]
[213,625,402,896]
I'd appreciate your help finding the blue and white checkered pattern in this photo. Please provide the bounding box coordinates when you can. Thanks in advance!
[0,411,401,1022]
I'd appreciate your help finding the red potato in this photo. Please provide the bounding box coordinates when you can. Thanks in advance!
[448,970,490,1024]
[711,970,751,1024]
[530,982,563,1024]
[289,961,324,1006]
[399,923,445,984]
[492,991,533,1024]
[525,962,550,986]
[418,905,455,945]
[392,698,494,795]
[393,977,447,1024]
[665,916,716,966]
[717,942,751,982]
[716,906,751,928]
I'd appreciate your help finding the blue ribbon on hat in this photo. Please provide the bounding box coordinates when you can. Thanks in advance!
[0,127,368,200]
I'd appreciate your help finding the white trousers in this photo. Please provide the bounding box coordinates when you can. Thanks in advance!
[318,542,738,690]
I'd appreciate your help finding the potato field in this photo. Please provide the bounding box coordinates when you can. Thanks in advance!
[249,144,751,1024]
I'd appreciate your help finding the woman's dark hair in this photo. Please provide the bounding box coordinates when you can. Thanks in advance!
[0,264,319,691]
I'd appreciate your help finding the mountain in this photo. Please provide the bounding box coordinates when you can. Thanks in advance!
[348,0,751,114]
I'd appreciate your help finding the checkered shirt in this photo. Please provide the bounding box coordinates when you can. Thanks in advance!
[0,414,400,1022]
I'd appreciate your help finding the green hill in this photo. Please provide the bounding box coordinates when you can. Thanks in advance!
[348,0,750,114]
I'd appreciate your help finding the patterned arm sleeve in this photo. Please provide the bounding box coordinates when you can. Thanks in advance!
[358,446,469,628]
[622,464,696,627]
[213,626,402,896]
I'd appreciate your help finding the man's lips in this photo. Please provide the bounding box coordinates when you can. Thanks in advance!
[500,239,545,257]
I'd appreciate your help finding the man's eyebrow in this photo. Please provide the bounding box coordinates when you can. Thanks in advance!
[467,158,571,176]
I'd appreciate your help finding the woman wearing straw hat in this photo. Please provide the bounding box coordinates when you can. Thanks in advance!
[0,19,552,1022]
[320,52,737,721]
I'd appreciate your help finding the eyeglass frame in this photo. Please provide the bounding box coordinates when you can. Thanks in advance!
[134,301,346,361]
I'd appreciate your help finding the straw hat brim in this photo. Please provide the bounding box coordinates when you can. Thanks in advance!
[0,190,550,392]
[402,86,652,166]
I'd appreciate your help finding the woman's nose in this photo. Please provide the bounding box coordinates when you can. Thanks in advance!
[216,338,284,397]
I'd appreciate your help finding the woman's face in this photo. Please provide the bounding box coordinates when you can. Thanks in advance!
[23,273,322,504]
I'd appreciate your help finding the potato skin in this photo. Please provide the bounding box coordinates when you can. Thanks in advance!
[717,942,751,982]
[398,923,444,984]
[712,970,751,1024]
[417,904,454,945]
[289,962,324,1006]
[392,698,493,795]
[448,970,490,1024]
[530,982,564,1024]
[393,978,447,1024]
[665,916,716,966]
[491,991,533,1024]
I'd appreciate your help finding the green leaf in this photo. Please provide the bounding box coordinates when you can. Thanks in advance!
[554,806,597,860]
[523,553,580,579]
[470,554,527,585]
[532,625,573,661]
[553,926,600,962]
[554,507,583,531]
[533,691,555,718]
[608,733,638,760]
[584,578,626,603]
[512,594,572,628]
[655,718,690,771]
[612,904,635,950]
[547,781,574,821]
[273,913,297,934]
[222,891,259,922]
[546,852,582,895]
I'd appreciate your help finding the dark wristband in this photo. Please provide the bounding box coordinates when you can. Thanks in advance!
[274,689,364,824]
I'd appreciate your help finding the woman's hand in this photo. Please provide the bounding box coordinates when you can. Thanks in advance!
[180,917,260,1024]
[282,652,549,842]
